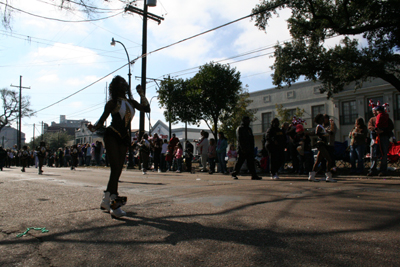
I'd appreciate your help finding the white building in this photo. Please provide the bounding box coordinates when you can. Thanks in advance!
[0,126,25,148]
[248,78,399,148]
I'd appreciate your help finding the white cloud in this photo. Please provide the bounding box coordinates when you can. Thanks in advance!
[37,74,59,83]
[66,75,100,86]
[30,43,100,65]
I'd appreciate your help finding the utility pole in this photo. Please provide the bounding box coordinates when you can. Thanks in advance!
[10,76,30,150]
[125,1,164,141]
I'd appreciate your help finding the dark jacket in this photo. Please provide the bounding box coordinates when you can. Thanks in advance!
[265,126,286,152]
[236,122,255,155]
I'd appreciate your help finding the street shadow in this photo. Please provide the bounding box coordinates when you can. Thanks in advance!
[2,189,400,266]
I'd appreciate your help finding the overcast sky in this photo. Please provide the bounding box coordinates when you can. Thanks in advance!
[0,0,294,143]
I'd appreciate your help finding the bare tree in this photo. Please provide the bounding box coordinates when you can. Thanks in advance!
[0,88,33,132]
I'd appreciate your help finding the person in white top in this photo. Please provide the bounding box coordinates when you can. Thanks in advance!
[196,131,209,172]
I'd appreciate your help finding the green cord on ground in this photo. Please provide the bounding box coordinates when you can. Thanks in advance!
[16,227,49,237]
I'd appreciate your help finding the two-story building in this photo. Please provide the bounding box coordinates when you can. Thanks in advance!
[248,78,398,148]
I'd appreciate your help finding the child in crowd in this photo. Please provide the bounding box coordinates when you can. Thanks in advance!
[165,144,174,171]
[175,143,183,173]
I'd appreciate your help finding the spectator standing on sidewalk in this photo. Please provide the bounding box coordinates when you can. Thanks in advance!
[185,140,194,173]
[160,139,168,172]
[138,133,151,174]
[175,143,183,173]
[265,118,286,180]
[64,146,71,167]
[231,116,262,180]
[216,132,228,174]
[308,114,336,182]
[208,138,217,174]
[349,118,368,175]
[197,131,209,172]
[152,133,162,172]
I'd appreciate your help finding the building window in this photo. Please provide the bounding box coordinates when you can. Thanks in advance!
[341,100,358,125]
[311,105,325,127]
[263,95,271,103]
[286,91,295,99]
[262,112,272,132]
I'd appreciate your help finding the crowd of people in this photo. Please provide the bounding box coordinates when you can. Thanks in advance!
[0,141,107,173]
[259,100,394,182]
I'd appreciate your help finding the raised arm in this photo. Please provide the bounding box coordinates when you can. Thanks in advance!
[129,84,150,113]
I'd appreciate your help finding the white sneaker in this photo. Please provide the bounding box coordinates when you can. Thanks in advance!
[308,171,319,182]
[110,207,126,218]
[100,191,111,212]
[325,172,337,182]
[158,169,161,173]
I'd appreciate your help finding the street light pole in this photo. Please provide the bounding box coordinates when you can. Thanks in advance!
[110,37,135,169]
[111,38,131,91]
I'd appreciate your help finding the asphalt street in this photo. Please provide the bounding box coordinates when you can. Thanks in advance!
[1,166,400,266]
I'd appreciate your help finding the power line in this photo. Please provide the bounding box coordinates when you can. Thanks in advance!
[37,0,123,12]
[31,63,128,115]
[31,6,282,114]
[0,1,124,23]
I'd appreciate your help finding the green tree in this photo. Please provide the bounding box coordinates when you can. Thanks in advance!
[30,132,72,150]
[275,104,305,124]
[0,88,33,132]
[190,62,243,140]
[158,63,244,141]
[158,78,199,125]
[219,92,256,145]
[252,0,400,97]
